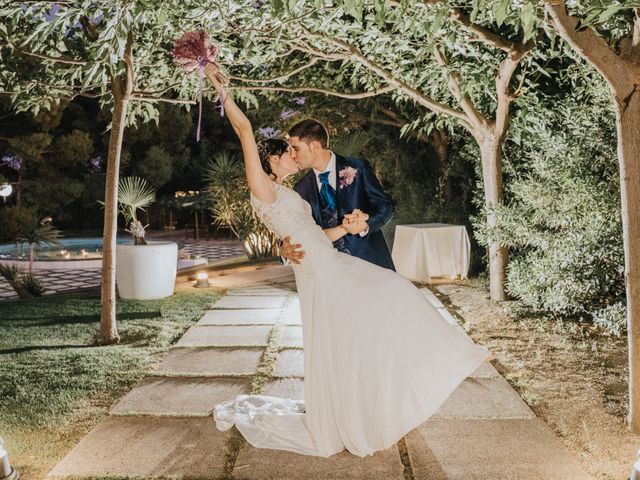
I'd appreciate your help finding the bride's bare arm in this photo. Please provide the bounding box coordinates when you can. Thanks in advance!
[324,226,348,242]
[204,63,276,203]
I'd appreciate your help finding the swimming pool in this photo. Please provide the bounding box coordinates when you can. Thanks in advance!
[0,237,130,261]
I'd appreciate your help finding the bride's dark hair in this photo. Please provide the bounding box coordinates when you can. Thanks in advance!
[257,138,289,179]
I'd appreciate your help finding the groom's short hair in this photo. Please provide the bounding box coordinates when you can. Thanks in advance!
[288,119,329,149]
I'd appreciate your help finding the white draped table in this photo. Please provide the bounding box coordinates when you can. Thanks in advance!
[391,223,471,283]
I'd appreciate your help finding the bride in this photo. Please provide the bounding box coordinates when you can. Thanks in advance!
[205,64,491,458]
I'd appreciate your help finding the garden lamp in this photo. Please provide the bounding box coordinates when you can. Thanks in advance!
[194,271,210,288]
[0,436,19,480]
[0,184,12,205]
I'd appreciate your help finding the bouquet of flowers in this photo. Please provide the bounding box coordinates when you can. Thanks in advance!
[172,30,228,141]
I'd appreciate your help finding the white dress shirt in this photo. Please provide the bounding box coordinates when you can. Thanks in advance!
[313,152,368,237]
[313,151,337,191]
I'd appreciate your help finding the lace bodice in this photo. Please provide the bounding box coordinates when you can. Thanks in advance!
[250,183,336,268]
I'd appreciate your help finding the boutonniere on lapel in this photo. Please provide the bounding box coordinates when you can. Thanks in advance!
[338,166,358,189]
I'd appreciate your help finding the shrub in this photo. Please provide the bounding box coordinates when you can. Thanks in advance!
[204,152,279,259]
[474,63,626,334]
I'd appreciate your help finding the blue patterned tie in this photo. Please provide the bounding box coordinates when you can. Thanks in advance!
[318,171,336,210]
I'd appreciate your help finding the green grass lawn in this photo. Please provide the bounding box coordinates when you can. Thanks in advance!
[0,283,223,479]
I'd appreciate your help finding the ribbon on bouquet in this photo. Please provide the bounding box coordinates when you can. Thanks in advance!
[171,30,228,141]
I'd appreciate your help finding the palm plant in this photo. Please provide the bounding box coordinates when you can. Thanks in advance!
[117,177,156,245]
[205,152,279,259]
[16,214,62,272]
[332,130,371,157]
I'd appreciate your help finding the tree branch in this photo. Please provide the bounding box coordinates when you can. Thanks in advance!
[450,8,518,53]
[494,56,521,139]
[230,57,335,84]
[3,40,87,65]
[299,27,469,126]
[6,80,101,98]
[123,31,134,97]
[544,0,634,94]
[634,8,640,49]
[233,84,395,99]
[433,46,488,132]
[130,95,195,105]
[285,41,350,61]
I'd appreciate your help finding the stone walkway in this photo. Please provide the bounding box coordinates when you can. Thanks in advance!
[48,266,592,480]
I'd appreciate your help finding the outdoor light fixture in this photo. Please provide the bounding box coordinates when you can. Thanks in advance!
[194,271,210,288]
[0,436,20,480]
[0,184,12,205]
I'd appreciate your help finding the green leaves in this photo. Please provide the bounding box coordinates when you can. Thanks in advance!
[117,176,156,224]
[520,2,537,41]
[492,0,511,27]
[342,0,365,22]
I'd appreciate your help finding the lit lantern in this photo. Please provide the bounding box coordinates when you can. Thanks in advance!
[194,271,210,288]
[0,183,12,198]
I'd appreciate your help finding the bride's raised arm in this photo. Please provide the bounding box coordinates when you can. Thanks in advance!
[204,63,276,204]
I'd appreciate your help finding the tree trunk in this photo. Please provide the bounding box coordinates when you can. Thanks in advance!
[195,209,200,240]
[616,88,640,432]
[99,84,128,344]
[479,137,508,301]
[28,242,35,273]
[15,175,22,208]
[99,32,133,345]
[431,130,454,203]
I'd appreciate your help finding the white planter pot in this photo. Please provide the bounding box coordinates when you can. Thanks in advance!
[116,241,177,300]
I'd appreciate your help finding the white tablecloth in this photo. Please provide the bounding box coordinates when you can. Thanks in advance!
[391,223,470,282]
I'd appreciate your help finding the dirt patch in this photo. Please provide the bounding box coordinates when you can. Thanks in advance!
[434,279,636,480]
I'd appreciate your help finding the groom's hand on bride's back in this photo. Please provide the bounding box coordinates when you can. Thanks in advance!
[282,236,305,264]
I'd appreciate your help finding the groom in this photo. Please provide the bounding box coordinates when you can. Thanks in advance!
[282,119,395,271]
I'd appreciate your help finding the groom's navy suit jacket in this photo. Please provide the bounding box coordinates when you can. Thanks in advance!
[293,154,396,271]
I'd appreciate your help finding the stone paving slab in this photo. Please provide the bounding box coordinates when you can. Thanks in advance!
[274,349,304,377]
[197,308,282,326]
[263,378,305,400]
[406,418,590,480]
[47,417,227,479]
[279,325,303,348]
[419,287,445,308]
[273,280,298,291]
[177,325,273,347]
[156,347,263,376]
[234,443,405,480]
[208,266,295,288]
[437,307,458,325]
[433,377,535,419]
[214,295,290,310]
[227,286,296,296]
[280,297,302,325]
[111,377,249,416]
[470,361,500,378]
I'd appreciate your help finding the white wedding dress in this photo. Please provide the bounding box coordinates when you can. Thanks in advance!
[214,182,490,457]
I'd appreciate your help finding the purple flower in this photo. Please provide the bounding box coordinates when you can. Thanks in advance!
[291,97,306,105]
[44,4,60,21]
[338,166,358,189]
[280,109,296,120]
[89,155,103,170]
[1,153,22,171]
[258,127,281,138]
